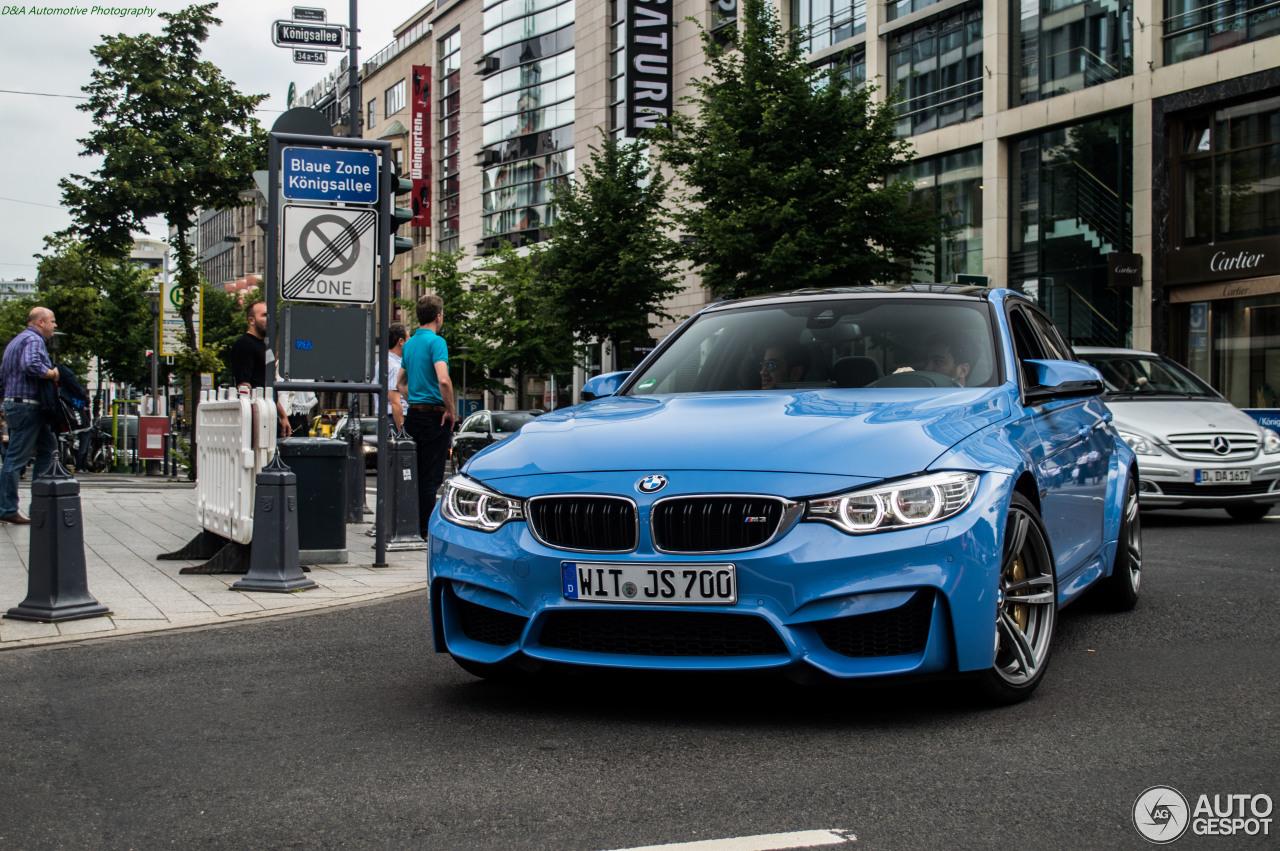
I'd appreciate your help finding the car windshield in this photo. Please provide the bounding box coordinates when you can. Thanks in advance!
[625,297,999,394]
[493,412,536,432]
[1076,353,1218,398]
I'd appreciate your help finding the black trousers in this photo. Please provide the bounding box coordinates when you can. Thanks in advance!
[404,410,452,536]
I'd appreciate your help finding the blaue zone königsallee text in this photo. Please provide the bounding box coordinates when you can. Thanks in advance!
[1,5,156,15]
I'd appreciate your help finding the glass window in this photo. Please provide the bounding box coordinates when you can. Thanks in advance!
[888,7,983,136]
[902,147,983,282]
[625,297,999,394]
[477,2,575,244]
[385,79,406,117]
[1009,112,1134,347]
[367,99,376,129]
[438,29,463,252]
[791,0,865,53]
[1163,0,1280,65]
[1015,0,1132,106]
[1175,95,1280,246]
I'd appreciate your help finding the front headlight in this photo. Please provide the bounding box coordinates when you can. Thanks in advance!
[805,471,980,534]
[1118,430,1162,456]
[441,475,525,532]
[1264,428,1280,455]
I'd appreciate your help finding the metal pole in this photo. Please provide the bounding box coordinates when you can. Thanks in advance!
[348,0,361,139]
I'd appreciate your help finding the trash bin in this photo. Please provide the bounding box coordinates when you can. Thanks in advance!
[276,437,348,564]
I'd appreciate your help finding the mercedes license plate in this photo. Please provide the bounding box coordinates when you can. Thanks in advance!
[1195,469,1251,484]
[562,562,737,604]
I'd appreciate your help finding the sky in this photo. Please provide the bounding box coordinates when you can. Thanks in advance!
[0,1,412,279]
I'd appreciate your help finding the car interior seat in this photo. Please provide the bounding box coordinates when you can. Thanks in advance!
[831,356,883,388]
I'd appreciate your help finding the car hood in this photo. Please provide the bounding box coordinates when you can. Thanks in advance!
[465,388,1012,482]
[1102,398,1261,438]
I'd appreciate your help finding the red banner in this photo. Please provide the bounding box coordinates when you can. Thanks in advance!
[411,65,432,227]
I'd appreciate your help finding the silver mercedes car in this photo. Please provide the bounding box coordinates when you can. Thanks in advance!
[1075,347,1280,521]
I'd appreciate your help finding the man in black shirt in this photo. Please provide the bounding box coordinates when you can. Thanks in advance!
[229,301,290,435]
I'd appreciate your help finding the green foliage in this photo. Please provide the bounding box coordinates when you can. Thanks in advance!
[652,0,943,298]
[59,2,267,412]
[91,253,156,389]
[30,234,107,374]
[411,247,576,407]
[203,283,247,384]
[540,136,684,349]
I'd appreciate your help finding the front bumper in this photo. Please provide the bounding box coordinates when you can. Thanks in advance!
[1134,457,1280,508]
[427,475,1013,680]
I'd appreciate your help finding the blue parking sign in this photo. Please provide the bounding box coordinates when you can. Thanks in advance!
[282,147,379,204]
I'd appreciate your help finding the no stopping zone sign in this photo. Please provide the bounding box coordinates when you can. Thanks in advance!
[282,204,377,303]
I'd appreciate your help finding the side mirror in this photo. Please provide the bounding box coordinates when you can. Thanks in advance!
[580,370,631,401]
[1023,359,1105,406]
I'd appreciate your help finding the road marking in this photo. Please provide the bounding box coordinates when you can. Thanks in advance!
[603,829,856,851]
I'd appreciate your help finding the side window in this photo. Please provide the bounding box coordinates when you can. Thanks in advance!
[1027,309,1073,360]
[1007,309,1045,387]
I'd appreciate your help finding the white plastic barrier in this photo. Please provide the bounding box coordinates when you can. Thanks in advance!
[195,388,277,544]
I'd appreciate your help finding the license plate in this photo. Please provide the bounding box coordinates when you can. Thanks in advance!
[1195,469,1251,484]
[562,562,737,604]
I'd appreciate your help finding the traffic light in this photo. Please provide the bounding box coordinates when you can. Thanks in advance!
[387,164,414,257]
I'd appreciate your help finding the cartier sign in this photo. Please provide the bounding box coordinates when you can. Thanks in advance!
[1166,236,1280,285]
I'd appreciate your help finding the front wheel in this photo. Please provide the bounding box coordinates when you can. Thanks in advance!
[1098,474,1141,611]
[974,493,1058,705]
[1226,502,1271,522]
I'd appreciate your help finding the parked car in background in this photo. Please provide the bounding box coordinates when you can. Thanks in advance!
[332,415,381,469]
[428,286,1140,704]
[451,410,544,468]
[1075,347,1280,520]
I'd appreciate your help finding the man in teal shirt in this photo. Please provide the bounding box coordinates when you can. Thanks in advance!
[396,294,456,538]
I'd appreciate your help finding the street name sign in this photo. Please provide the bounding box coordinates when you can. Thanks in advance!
[272,20,345,51]
[282,204,377,303]
[282,146,379,204]
[294,49,328,65]
[293,6,326,21]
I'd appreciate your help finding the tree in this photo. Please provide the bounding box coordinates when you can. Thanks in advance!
[30,235,107,375]
[59,2,267,469]
[653,0,943,298]
[540,137,684,352]
[412,247,575,409]
[471,243,576,408]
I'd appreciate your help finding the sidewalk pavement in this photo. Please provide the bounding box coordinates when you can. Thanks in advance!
[0,474,428,651]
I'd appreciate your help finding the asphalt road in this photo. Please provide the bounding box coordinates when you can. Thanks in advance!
[1,509,1276,850]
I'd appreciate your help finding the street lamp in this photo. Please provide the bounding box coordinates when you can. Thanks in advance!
[146,287,161,405]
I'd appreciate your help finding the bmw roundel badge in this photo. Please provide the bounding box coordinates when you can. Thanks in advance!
[637,474,668,494]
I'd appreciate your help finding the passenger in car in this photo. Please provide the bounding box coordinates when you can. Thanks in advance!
[759,341,810,389]
[896,334,973,386]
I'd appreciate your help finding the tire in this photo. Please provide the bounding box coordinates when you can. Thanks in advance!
[1098,473,1141,611]
[1226,503,1271,522]
[974,493,1058,705]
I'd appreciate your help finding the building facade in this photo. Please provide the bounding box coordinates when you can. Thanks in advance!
[290,0,1280,411]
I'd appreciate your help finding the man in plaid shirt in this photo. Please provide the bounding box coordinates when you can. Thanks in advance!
[0,306,60,524]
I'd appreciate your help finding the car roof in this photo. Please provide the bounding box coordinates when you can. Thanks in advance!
[702,284,1000,313]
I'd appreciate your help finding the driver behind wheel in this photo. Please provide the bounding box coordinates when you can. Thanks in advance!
[894,334,972,386]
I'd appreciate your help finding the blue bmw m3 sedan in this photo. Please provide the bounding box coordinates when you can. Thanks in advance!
[428,286,1141,703]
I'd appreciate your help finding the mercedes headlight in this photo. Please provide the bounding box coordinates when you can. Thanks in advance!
[1118,430,1161,456]
[441,476,525,532]
[1264,428,1280,455]
[805,471,980,534]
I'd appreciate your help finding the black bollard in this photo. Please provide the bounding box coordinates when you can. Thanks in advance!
[5,459,111,623]
[231,455,318,593]
[385,428,426,550]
